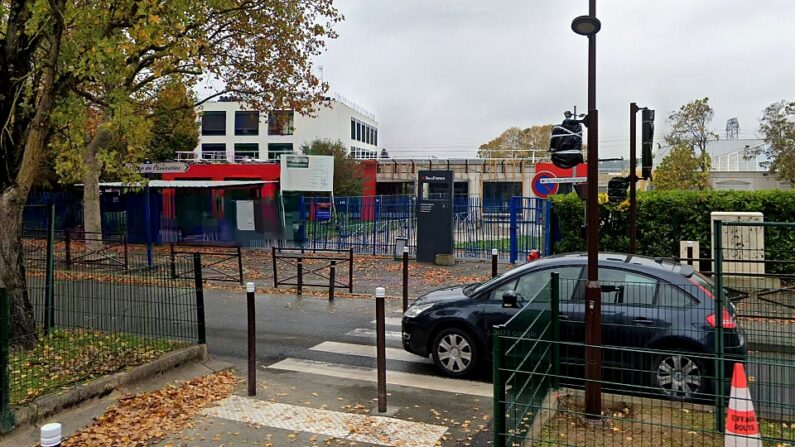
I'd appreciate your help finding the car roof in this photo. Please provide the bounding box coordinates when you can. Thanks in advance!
[518,252,695,277]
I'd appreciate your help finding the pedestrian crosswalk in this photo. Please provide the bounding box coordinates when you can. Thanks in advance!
[265,317,493,398]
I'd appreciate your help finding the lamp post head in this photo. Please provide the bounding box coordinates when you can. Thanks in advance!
[571,15,601,36]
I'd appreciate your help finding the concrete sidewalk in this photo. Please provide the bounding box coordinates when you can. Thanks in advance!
[0,359,233,447]
[156,364,493,447]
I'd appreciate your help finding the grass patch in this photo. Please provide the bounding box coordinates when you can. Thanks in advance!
[532,393,794,446]
[8,329,183,404]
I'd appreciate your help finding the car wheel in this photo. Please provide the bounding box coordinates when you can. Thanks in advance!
[432,328,478,378]
[652,353,705,401]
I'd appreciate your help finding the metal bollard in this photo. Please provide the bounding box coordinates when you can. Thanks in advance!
[246,282,256,396]
[297,258,303,296]
[491,248,498,278]
[329,260,336,302]
[402,247,409,312]
[375,287,387,413]
[40,422,61,447]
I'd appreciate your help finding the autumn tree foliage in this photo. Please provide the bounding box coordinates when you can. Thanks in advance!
[477,124,553,159]
[652,145,710,191]
[751,100,795,183]
[302,139,364,197]
[1,0,343,346]
[664,97,718,178]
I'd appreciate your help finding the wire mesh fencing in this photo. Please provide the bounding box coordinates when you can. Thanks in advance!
[494,257,795,446]
[1,249,201,415]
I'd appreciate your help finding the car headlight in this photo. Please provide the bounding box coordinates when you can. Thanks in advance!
[404,302,435,318]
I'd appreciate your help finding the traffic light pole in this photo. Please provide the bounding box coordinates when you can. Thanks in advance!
[629,102,639,254]
[583,0,602,421]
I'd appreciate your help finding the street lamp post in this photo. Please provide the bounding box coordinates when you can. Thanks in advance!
[630,102,639,254]
[572,0,602,419]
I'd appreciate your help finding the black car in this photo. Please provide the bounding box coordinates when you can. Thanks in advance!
[402,253,747,400]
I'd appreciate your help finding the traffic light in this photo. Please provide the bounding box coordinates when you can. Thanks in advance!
[641,109,655,180]
[607,176,630,204]
[549,118,584,169]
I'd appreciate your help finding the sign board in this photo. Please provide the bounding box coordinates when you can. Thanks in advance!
[539,177,587,184]
[531,171,559,199]
[126,162,190,174]
[280,154,334,192]
[532,162,588,198]
[416,170,454,263]
[236,200,256,231]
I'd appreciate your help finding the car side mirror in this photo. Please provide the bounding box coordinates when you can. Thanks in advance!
[502,290,519,309]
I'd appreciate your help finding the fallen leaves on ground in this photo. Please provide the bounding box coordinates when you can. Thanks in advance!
[61,371,238,447]
[10,330,180,404]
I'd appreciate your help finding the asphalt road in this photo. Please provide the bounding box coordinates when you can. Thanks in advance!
[202,289,495,446]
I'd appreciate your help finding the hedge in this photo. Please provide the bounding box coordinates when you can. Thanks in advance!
[550,190,795,269]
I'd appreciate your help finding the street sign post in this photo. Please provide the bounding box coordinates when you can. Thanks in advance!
[531,171,559,199]
[538,177,587,184]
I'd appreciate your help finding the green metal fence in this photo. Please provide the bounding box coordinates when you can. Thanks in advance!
[1,215,205,433]
[494,220,795,446]
[494,272,560,446]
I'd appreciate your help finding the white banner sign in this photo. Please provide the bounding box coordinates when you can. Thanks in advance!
[539,177,587,184]
[236,200,256,231]
[280,155,334,192]
[126,162,190,174]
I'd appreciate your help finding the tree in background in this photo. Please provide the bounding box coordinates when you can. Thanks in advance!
[664,98,718,181]
[477,124,553,159]
[302,139,363,197]
[653,145,710,190]
[1,0,342,346]
[50,0,342,255]
[148,82,199,162]
[750,100,795,183]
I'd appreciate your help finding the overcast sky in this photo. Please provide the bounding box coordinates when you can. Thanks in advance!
[314,0,794,159]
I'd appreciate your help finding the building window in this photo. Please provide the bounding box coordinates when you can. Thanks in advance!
[483,182,522,212]
[356,122,362,142]
[268,110,294,135]
[201,111,226,136]
[374,129,378,146]
[235,111,259,135]
[268,143,294,160]
[351,119,356,139]
[201,143,226,160]
[234,143,259,161]
[366,127,371,145]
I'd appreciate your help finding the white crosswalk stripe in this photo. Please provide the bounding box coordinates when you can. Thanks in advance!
[266,320,492,397]
[345,327,403,340]
[310,341,432,364]
[371,317,404,326]
[268,358,492,397]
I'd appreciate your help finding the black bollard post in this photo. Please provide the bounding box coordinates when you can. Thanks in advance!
[491,248,498,278]
[329,260,336,302]
[402,247,409,312]
[297,258,303,296]
[247,282,256,396]
[376,287,387,412]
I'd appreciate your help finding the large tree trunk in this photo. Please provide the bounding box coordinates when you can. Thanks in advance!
[0,0,68,348]
[82,129,112,254]
[0,187,37,348]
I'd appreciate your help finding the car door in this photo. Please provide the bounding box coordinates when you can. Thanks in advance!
[481,277,520,342]
[481,266,583,370]
[598,267,661,383]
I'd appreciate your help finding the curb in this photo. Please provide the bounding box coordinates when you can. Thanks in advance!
[2,344,208,434]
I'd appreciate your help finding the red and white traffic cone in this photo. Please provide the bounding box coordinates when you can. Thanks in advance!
[725,363,762,447]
